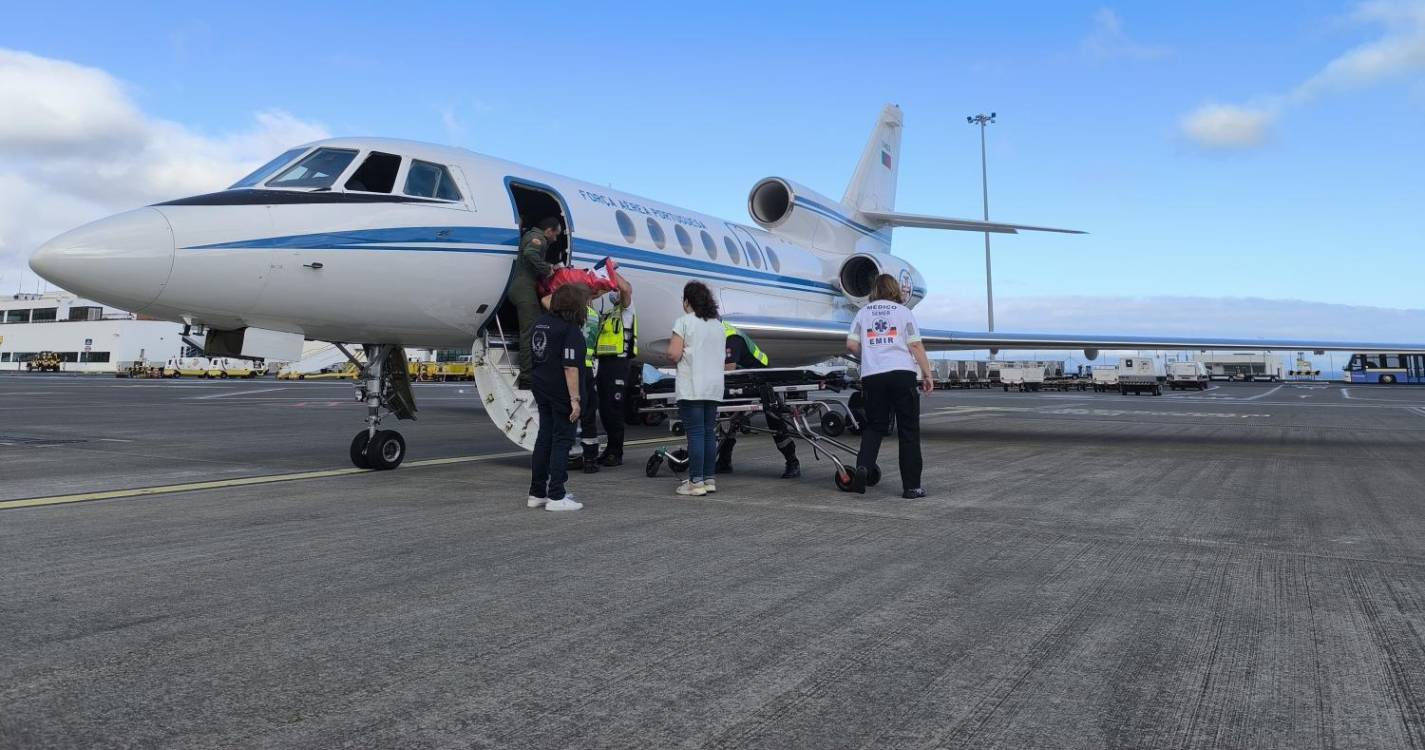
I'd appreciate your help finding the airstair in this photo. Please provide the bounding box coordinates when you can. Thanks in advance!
[471,318,539,452]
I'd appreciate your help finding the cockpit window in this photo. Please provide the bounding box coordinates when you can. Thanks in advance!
[345,151,402,193]
[404,160,462,201]
[230,147,309,189]
[266,148,359,190]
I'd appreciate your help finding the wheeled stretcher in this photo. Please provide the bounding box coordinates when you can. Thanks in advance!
[639,367,881,490]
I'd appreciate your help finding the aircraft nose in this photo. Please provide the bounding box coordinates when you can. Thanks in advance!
[29,208,176,313]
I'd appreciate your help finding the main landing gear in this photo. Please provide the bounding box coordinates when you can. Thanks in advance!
[341,343,418,470]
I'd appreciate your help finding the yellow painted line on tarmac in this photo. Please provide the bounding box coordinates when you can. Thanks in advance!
[0,436,680,511]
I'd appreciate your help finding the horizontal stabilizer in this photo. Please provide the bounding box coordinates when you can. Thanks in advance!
[859,209,1085,235]
[724,315,1425,355]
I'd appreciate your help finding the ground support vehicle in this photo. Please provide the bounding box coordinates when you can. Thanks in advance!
[163,357,221,378]
[24,352,61,372]
[1166,361,1210,391]
[1091,366,1119,392]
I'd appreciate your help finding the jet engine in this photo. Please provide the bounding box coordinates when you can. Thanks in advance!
[748,177,873,252]
[837,253,926,308]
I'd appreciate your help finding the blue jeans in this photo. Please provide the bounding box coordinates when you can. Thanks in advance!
[530,396,576,500]
[678,400,720,483]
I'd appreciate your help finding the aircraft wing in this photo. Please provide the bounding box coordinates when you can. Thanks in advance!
[724,315,1425,355]
[858,209,1085,235]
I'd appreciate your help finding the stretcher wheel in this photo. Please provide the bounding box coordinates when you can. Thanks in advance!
[672,422,684,436]
[865,465,881,487]
[645,453,663,478]
[834,468,854,492]
[642,412,665,426]
[667,448,688,475]
[820,412,846,437]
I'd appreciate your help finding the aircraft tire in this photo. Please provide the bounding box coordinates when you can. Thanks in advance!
[349,431,373,469]
[365,430,406,470]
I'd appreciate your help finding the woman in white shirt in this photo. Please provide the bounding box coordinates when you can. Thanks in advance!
[845,274,935,498]
[667,281,726,496]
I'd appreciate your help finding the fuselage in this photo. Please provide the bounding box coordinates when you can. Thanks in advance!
[29,138,925,366]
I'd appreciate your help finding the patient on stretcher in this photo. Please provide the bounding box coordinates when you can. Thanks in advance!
[539,257,621,298]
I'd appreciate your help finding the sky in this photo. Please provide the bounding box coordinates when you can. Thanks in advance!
[2,1,1424,347]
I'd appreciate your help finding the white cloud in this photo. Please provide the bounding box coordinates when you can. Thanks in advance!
[1082,8,1170,60]
[1179,103,1277,150]
[1181,1,1425,150]
[0,48,328,287]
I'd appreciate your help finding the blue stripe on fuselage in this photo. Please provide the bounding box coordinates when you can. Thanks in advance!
[182,226,838,296]
[792,196,891,241]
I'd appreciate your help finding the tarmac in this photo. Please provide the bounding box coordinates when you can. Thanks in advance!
[4,375,1425,749]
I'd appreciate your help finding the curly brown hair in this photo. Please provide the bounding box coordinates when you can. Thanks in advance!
[682,281,719,320]
[550,284,590,325]
[868,273,905,304]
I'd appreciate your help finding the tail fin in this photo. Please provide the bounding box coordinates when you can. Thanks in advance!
[841,104,903,216]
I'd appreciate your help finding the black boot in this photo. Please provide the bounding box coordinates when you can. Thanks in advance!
[582,446,600,473]
[781,462,801,479]
[596,451,623,467]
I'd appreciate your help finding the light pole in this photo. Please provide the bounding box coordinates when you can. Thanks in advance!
[967,112,996,333]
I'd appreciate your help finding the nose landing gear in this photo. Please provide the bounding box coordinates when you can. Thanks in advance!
[341,343,418,470]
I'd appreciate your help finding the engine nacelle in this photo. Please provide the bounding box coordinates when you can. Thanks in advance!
[748,177,881,252]
[837,253,926,309]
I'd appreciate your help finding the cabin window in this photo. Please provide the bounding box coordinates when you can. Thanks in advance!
[646,219,667,249]
[723,237,741,265]
[700,230,717,259]
[675,225,693,255]
[404,160,462,201]
[616,211,637,243]
[345,151,402,193]
[744,241,762,269]
[267,148,358,190]
[766,246,781,272]
[231,147,308,189]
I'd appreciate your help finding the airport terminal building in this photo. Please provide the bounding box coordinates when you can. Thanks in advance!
[0,291,186,373]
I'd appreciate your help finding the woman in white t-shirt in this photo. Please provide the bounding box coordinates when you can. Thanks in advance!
[667,281,726,496]
[845,274,935,498]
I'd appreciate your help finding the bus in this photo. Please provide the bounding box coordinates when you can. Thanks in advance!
[1344,353,1425,384]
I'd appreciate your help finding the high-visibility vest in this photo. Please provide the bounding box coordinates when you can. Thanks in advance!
[582,306,599,367]
[596,307,638,357]
[723,322,769,366]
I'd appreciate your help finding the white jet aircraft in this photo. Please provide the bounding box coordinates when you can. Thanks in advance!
[29,105,1425,471]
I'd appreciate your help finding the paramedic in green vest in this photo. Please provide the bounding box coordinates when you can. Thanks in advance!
[511,217,561,389]
[593,278,637,466]
[572,297,602,473]
[717,323,801,478]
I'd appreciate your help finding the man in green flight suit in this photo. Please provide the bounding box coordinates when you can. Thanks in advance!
[512,217,562,388]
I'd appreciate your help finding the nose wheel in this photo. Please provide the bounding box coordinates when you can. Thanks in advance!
[352,429,406,470]
[341,343,418,470]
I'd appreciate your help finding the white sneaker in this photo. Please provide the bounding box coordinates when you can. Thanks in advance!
[676,480,707,497]
[527,495,547,509]
[703,479,717,493]
[545,496,583,512]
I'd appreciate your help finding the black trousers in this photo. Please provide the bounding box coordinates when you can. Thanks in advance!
[596,356,631,457]
[717,398,798,469]
[578,368,598,457]
[855,370,922,491]
[530,396,576,500]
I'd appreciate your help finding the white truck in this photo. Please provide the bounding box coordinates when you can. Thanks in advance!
[1166,361,1209,390]
[1091,366,1120,392]
[999,365,1047,392]
[1117,357,1163,396]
